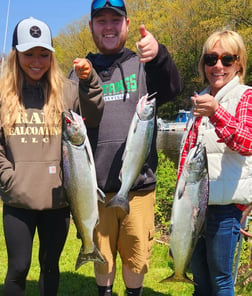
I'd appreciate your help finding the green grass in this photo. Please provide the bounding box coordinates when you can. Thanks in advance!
[0,203,251,295]
[0,203,194,295]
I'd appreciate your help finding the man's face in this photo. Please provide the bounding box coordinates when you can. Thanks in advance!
[90,9,129,55]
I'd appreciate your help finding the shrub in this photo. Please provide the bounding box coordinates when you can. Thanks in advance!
[155,150,177,235]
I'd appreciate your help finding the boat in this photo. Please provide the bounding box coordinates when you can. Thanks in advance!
[158,109,190,131]
[157,118,170,131]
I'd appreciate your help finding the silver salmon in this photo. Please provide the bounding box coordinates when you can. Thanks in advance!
[106,93,156,214]
[161,143,209,284]
[62,110,106,270]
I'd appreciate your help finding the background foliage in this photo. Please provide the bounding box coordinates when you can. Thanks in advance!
[53,0,252,120]
[155,151,177,234]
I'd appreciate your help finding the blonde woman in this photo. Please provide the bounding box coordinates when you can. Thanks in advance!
[0,17,103,296]
[178,30,252,296]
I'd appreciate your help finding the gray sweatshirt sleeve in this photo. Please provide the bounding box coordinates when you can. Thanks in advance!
[71,67,104,128]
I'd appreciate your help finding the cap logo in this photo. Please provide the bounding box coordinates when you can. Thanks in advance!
[30,26,41,38]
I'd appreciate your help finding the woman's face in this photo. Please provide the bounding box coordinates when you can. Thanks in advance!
[205,41,240,96]
[17,47,52,84]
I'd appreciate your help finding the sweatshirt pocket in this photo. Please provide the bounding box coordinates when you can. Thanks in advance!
[3,161,66,210]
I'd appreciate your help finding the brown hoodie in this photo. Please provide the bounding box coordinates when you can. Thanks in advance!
[0,68,104,210]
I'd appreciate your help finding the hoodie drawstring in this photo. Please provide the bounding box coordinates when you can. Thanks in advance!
[117,62,128,102]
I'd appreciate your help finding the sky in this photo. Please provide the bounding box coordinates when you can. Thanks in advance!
[0,0,93,54]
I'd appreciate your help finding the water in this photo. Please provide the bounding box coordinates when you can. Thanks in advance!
[156,131,184,168]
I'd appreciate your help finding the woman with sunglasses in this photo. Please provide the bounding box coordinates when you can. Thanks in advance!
[178,30,252,295]
[0,17,103,296]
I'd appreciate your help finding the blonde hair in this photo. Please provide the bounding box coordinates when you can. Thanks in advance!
[0,49,66,135]
[199,30,247,84]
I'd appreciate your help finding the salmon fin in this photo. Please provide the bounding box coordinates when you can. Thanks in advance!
[133,120,139,133]
[97,187,106,203]
[75,245,106,270]
[160,272,195,285]
[119,169,123,182]
[177,178,186,200]
[121,148,127,162]
[169,247,173,259]
[105,193,129,214]
[84,144,92,164]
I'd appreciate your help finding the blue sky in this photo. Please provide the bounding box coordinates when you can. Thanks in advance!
[0,0,92,54]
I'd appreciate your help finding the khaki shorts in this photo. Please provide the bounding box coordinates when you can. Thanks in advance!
[94,190,155,275]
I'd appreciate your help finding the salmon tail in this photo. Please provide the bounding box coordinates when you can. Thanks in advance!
[105,194,129,214]
[75,245,106,270]
[160,272,195,285]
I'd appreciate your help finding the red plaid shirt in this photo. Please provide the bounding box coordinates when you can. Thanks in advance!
[178,89,252,211]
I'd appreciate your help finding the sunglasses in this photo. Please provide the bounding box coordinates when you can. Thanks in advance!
[204,54,239,67]
[92,0,124,10]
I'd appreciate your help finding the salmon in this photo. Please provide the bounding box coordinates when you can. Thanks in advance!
[106,93,156,214]
[62,110,106,270]
[161,143,209,284]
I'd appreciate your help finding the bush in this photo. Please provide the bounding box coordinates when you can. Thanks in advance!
[155,150,177,235]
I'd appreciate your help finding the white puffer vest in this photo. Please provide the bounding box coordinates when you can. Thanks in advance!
[180,76,252,205]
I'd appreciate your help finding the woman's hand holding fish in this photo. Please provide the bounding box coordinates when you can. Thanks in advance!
[136,24,159,63]
[73,58,92,80]
[191,93,219,117]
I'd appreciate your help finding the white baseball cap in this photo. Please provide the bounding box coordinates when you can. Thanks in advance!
[12,17,55,52]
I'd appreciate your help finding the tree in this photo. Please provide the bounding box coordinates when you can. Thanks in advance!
[54,16,96,75]
[53,0,252,118]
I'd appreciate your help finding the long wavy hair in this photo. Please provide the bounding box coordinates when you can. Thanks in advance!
[199,29,247,85]
[0,49,66,136]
